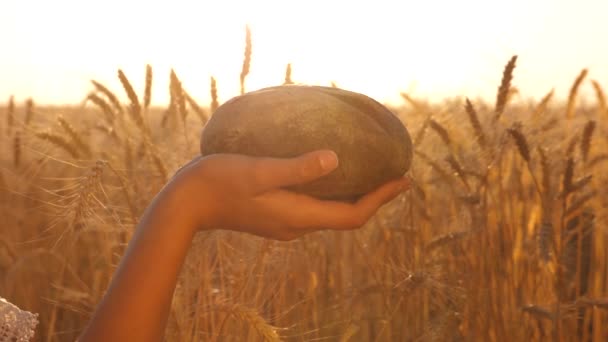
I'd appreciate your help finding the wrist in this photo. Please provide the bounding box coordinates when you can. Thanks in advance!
[164,164,217,234]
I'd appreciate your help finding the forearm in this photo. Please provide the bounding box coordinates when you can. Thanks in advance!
[79,183,199,341]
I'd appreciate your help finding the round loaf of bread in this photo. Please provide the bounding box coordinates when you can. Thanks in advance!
[200,85,412,200]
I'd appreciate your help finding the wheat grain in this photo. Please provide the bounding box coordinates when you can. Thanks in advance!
[495,55,517,119]
[566,69,588,119]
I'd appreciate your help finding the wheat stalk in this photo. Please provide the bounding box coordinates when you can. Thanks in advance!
[566,69,588,119]
[226,303,281,341]
[240,25,252,95]
[495,55,517,119]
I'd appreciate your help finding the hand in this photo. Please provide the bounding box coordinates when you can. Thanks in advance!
[172,150,410,240]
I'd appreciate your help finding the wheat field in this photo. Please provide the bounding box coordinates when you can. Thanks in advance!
[1,38,608,342]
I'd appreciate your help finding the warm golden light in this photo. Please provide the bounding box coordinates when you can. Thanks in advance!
[2,0,608,105]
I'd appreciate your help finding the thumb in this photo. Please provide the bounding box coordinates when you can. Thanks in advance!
[252,150,339,192]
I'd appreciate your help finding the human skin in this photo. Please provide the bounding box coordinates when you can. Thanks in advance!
[78,150,410,341]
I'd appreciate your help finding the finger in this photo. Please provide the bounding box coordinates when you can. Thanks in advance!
[261,177,409,231]
[251,150,339,192]
[351,177,410,222]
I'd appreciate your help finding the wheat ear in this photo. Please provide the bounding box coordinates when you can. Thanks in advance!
[495,55,517,119]
[566,69,588,119]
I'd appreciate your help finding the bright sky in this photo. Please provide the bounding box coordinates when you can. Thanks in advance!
[1,0,607,106]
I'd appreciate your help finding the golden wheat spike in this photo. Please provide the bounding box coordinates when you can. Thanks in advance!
[464,98,486,148]
[57,115,92,157]
[169,69,187,122]
[562,157,575,196]
[240,25,252,95]
[36,130,80,158]
[91,80,124,116]
[184,91,208,124]
[507,126,530,162]
[210,76,219,113]
[428,119,451,147]
[533,88,554,119]
[143,64,153,109]
[118,69,146,134]
[566,68,588,119]
[495,55,517,119]
[87,92,116,124]
[591,80,606,117]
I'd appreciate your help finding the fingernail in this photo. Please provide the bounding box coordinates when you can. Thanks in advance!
[319,151,339,171]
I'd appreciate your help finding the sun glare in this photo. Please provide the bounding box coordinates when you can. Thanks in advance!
[2,0,608,105]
